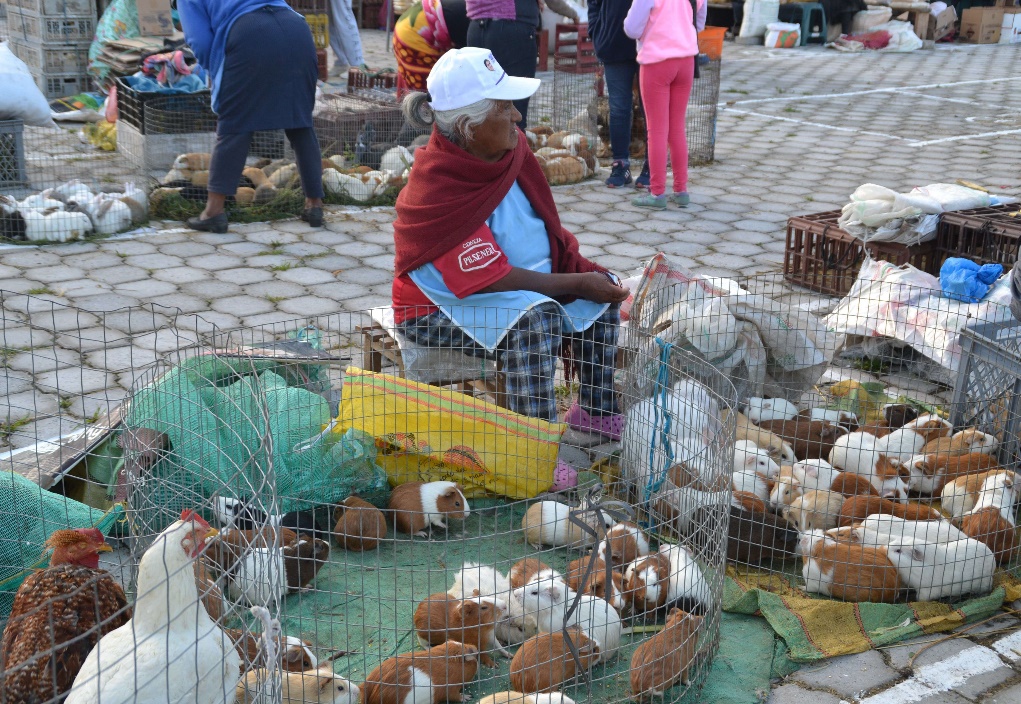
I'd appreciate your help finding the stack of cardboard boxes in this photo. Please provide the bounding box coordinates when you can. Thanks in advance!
[960,4,1021,44]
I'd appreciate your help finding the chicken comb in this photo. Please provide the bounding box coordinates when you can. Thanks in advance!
[45,528,100,549]
[179,509,211,530]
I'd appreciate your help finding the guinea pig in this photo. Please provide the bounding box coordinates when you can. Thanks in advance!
[800,408,858,428]
[744,397,798,424]
[509,628,599,694]
[361,641,480,704]
[522,500,605,548]
[829,433,908,501]
[479,694,577,704]
[883,403,919,429]
[717,504,799,567]
[782,490,845,533]
[332,496,386,551]
[828,472,881,499]
[630,608,703,698]
[901,452,1000,496]
[835,495,941,528]
[898,414,953,444]
[596,522,651,568]
[225,628,318,674]
[624,551,672,614]
[769,461,839,510]
[510,558,555,589]
[920,429,998,459]
[414,592,503,666]
[236,665,358,704]
[282,534,330,592]
[724,409,796,464]
[800,530,902,603]
[733,440,781,479]
[755,419,848,462]
[208,526,299,573]
[941,470,1019,519]
[874,429,928,463]
[658,544,713,615]
[565,557,626,612]
[957,507,1018,566]
[449,561,536,646]
[859,514,968,546]
[513,582,622,659]
[389,481,470,537]
[884,538,995,602]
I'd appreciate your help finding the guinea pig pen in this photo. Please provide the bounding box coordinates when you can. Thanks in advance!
[622,256,1021,654]
[118,303,737,703]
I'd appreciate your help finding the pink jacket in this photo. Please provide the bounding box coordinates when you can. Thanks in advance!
[624,0,706,64]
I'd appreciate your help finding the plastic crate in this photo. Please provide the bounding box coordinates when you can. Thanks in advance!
[783,210,943,296]
[305,13,329,50]
[116,77,215,135]
[698,26,727,60]
[8,0,95,16]
[936,204,1021,269]
[0,119,28,189]
[287,0,327,13]
[10,37,90,76]
[951,318,1021,468]
[7,7,95,42]
[34,71,90,100]
[346,66,397,95]
[553,23,599,74]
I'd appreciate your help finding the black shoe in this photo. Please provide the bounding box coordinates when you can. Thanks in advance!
[186,212,228,233]
[635,160,651,189]
[301,207,324,228]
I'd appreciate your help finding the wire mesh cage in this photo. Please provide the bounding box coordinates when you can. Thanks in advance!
[687,58,720,167]
[628,256,1021,608]
[108,301,737,704]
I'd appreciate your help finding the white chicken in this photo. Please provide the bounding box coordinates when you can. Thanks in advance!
[64,510,241,704]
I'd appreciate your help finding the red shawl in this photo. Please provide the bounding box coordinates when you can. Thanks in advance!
[393,128,603,283]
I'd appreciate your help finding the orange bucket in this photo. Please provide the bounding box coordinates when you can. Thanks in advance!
[698,26,727,60]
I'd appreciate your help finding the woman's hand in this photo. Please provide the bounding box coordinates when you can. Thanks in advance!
[576,272,630,304]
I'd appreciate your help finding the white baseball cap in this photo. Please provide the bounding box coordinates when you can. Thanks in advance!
[427,47,540,112]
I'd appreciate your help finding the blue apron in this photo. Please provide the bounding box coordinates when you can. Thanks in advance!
[408,181,608,352]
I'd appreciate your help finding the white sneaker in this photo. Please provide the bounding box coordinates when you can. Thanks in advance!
[328,63,349,78]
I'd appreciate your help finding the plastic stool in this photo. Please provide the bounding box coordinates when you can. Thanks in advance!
[778,2,827,45]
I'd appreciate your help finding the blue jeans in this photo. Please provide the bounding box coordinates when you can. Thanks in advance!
[603,61,642,163]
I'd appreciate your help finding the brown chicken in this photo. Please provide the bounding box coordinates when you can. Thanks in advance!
[0,529,131,703]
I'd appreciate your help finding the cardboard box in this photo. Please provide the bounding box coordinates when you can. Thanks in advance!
[135,0,173,36]
[960,6,1004,43]
[929,6,957,41]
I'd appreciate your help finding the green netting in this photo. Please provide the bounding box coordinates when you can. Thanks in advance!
[0,470,124,619]
[124,354,386,535]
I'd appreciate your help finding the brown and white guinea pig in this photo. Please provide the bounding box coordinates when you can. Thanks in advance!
[829,432,909,501]
[874,415,953,464]
[630,608,703,699]
[362,641,480,704]
[717,504,799,567]
[479,693,577,704]
[509,628,599,694]
[957,504,1018,566]
[522,500,610,549]
[282,534,330,592]
[596,522,651,569]
[237,665,358,704]
[389,481,470,537]
[722,409,796,464]
[624,551,671,614]
[920,429,998,459]
[731,490,769,514]
[564,557,626,612]
[769,461,876,511]
[835,495,941,528]
[755,419,848,462]
[208,526,300,573]
[782,489,845,533]
[900,452,1000,496]
[226,627,318,674]
[333,496,387,551]
[413,592,502,667]
[942,469,1020,519]
[509,558,554,589]
[799,530,902,603]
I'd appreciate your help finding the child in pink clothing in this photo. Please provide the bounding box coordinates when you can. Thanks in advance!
[624,0,706,209]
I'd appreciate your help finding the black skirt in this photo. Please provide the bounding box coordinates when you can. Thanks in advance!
[216,5,318,135]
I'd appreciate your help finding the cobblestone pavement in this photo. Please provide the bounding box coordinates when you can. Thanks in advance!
[3,30,1021,704]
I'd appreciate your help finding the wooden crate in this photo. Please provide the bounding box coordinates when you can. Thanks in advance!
[936,204,1021,269]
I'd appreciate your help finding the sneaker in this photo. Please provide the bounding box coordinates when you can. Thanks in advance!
[605,161,632,188]
[634,160,650,189]
[632,194,667,210]
[670,192,691,208]
[328,63,349,78]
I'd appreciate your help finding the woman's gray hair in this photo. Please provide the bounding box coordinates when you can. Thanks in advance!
[401,92,496,147]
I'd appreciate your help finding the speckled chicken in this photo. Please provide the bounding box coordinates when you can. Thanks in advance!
[0,528,131,704]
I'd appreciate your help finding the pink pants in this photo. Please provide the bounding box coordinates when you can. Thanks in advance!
[639,56,695,197]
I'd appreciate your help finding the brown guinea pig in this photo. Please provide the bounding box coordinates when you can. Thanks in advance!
[624,551,671,614]
[333,496,387,551]
[755,419,848,462]
[920,429,998,459]
[509,558,552,590]
[630,608,703,699]
[564,557,626,611]
[389,481,470,537]
[828,471,881,499]
[413,592,500,667]
[836,495,941,528]
[957,507,1019,566]
[800,533,902,603]
[362,641,480,704]
[718,505,799,567]
[282,534,330,592]
[509,628,599,694]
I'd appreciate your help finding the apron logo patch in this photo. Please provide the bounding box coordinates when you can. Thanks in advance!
[459,242,501,271]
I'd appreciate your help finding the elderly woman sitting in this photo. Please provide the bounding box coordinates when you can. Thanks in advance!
[392,47,629,491]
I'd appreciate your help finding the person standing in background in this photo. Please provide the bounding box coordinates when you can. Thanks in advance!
[465,0,579,127]
[624,0,705,209]
[588,0,649,189]
[329,0,365,77]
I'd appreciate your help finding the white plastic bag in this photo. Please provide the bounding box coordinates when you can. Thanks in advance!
[765,21,801,48]
[739,0,780,38]
[0,42,56,128]
[850,7,893,33]
[874,20,923,52]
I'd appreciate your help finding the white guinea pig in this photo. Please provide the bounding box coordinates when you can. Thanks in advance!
[744,397,798,424]
[733,440,781,479]
[513,582,622,661]
[884,538,995,602]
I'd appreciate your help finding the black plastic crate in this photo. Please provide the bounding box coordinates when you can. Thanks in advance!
[116,77,215,135]
[1,119,28,189]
